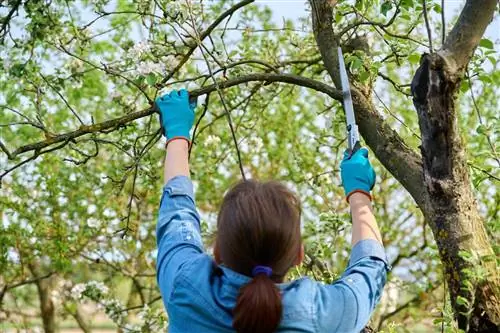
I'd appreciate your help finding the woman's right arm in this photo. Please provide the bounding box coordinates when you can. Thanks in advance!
[350,192,382,245]
[315,148,389,332]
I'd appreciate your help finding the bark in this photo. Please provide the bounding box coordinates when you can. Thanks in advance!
[412,51,499,333]
[309,0,500,331]
[30,267,56,333]
[410,1,500,330]
[309,0,426,207]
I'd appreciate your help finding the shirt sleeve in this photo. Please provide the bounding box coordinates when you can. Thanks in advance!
[156,176,204,301]
[315,239,390,333]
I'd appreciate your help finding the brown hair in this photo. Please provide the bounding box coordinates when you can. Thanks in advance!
[216,180,302,333]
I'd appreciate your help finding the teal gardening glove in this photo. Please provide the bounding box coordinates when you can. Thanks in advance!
[340,148,376,202]
[155,89,197,145]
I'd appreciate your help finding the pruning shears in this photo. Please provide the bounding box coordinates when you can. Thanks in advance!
[338,47,361,157]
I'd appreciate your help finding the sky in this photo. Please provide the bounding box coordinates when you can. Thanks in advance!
[259,0,499,43]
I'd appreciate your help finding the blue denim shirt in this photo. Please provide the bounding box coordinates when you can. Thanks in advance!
[157,176,389,333]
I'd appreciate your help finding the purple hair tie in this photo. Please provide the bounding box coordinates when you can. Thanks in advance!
[252,265,273,277]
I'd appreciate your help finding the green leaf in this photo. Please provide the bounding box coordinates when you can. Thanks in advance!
[358,71,370,83]
[381,1,393,16]
[408,54,420,64]
[476,124,488,135]
[456,296,469,307]
[460,80,470,93]
[479,39,494,49]
[146,73,157,86]
[400,14,411,21]
[401,0,414,9]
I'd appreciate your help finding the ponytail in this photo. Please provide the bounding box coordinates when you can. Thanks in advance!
[232,274,282,333]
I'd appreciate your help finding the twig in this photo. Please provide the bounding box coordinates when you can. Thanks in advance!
[466,70,500,167]
[339,0,401,36]
[40,73,85,125]
[377,71,411,96]
[0,0,22,44]
[158,0,255,86]
[0,272,55,304]
[186,1,246,180]
[468,163,500,182]
[117,296,162,313]
[2,73,341,175]
[441,0,446,46]
[422,0,433,52]
[190,93,211,158]
[373,90,421,139]
[0,139,72,185]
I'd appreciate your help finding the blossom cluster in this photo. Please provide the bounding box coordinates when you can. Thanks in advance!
[70,279,166,331]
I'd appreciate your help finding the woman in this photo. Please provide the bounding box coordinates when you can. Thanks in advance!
[156,90,389,333]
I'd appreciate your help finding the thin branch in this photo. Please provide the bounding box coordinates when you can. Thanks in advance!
[1,73,341,182]
[377,71,411,96]
[466,70,500,168]
[422,0,433,52]
[40,73,85,125]
[0,140,13,159]
[159,0,255,86]
[468,163,500,182]
[187,1,246,181]
[0,272,55,304]
[190,93,211,157]
[0,0,22,44]
[1,139,72,185]
[117,296,162,313]
[373,89,420,139]
[339,0,401,36]
[441,0,446,46]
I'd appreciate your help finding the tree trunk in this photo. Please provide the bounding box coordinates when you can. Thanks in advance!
[29,264,56,333]
[35,275,56,333]
[411,53,499,332]
[309,0,500,331]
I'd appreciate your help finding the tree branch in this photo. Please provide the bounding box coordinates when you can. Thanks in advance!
[159,0,255,85]
[1,73,341,179]
[309,0,426,207]
[441,0,497,70]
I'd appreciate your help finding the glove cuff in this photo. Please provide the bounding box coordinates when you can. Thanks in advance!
[346,189,372,203]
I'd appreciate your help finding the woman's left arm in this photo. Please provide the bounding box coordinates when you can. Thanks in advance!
[156,90,204,301]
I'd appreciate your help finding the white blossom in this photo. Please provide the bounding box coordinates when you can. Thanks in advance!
[87,217,100,228]
[87,204,97,214]
[325,114,333,129]
[87,280,109,294]
[161,54,179,70]
[102,298,125,322]
[129,41,150,59]
[165,1,182,15]
[123,323,140,332]
[136,61,165,75]
[3,58,11,71]
[250,137,264,152]
[318,173,333,185]
[71,283,86,299]
[69,59,85,73]
[110,90,122,99]
[203,135,221,147]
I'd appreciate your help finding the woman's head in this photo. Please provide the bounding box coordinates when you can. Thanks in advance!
[215,180,303,333]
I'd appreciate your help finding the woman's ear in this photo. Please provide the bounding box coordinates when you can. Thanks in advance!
[294,243,304,266]
[214,239,222,264]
